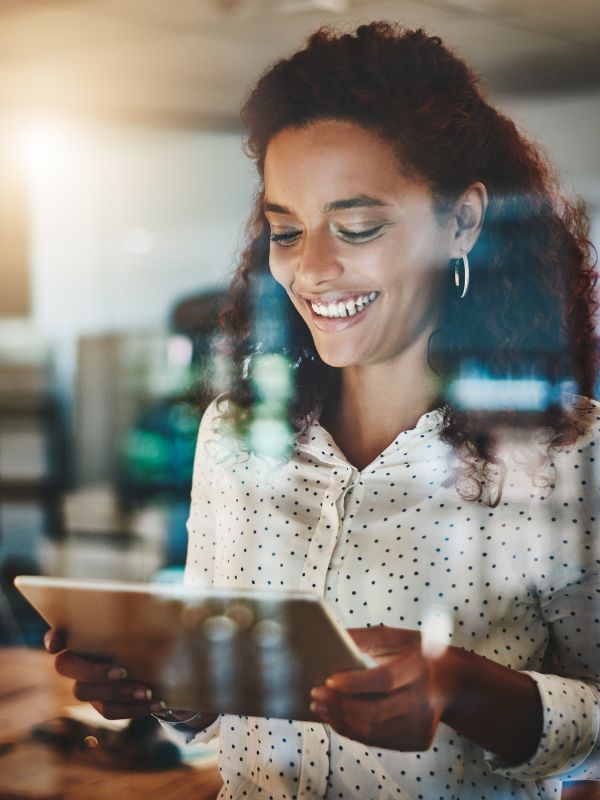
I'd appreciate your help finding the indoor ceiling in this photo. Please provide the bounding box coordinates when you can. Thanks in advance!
[1,0,600,129]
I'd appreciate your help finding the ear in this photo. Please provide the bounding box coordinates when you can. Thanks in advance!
[449,182,488,258]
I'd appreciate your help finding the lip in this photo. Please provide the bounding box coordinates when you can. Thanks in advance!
[302,293,378,332]
[298,290,377,304]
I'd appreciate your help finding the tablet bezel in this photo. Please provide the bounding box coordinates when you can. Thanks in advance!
[15,575,373,721]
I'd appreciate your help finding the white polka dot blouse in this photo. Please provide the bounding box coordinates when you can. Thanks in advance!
[179,396,600,799]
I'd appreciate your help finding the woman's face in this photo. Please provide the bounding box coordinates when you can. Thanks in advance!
[264,119,454,370]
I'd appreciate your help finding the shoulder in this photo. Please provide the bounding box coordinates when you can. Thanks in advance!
[493,397,600,502]
[193,395,247,468]
[198,395,229,435]
[563,395,600,446]
[527,399,600,588]
[543,397,600,507]
[547,396,600,473]
[545,396,600,500]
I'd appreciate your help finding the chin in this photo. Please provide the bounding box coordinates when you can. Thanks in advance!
[314,345,363,369]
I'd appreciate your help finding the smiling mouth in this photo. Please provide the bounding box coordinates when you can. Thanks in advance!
[307,291,379,319]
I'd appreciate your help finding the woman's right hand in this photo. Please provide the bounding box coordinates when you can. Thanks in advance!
[44,629,165,720]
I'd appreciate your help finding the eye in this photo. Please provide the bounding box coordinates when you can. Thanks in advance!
[337,225,385,243]
[270,230,301,247]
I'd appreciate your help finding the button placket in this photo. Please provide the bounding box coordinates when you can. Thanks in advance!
[297,723,329,799]
[299,467,355,596]
[298,466,354,799]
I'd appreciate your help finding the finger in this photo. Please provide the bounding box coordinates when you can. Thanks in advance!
[324,716,357,743]
[308,697,349,735]
[55,651,127,683]
[311,685,334,700]
[326,650,422,694]
[73,681,155,704]
[341,685,420,725]
[44,628,67,654]
[311,686,378,739]
[334,688,438,750]
[348,626,419,657]
[90,700,164,721]
[320,693,379,741]
[310,686,338,724]
[318,708,352,739]
[325,692,395,737]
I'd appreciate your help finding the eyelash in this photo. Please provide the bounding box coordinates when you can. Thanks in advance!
[269,225,385,247]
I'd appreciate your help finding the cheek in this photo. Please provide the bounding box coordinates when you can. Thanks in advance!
[268,249,305,318]
[268,246,293,289]
[377,234,445,296]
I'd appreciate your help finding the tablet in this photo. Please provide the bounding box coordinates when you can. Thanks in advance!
[15,575,374,721]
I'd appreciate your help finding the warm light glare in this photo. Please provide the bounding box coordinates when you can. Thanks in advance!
[18,120,80,181]
[421,604,453,659]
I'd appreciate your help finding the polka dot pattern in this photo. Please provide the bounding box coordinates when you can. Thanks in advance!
[179,398,600,798]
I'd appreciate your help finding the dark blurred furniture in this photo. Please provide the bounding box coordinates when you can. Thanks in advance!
[169,289,224,343]
[0,356,68,643]
[0,392,66,541]
[115,290,226,566]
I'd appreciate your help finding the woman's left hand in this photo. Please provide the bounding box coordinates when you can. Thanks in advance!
[310,626,458,751]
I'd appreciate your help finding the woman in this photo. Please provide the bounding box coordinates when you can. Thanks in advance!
[47,23,600,799]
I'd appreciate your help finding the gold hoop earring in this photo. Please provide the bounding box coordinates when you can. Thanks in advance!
[454,251,470,299]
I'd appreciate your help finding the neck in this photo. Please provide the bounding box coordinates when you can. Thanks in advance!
[321,338,442,470]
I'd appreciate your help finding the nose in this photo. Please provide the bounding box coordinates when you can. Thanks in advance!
[294,229,344,290]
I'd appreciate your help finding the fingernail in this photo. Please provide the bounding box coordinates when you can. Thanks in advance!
[310,701,329,715]
[325,677,337,688]
[150,700,166,712]
[134,688,152,701]
[43,631,51,650]
[311,687,327,700]
[107,667,127,681]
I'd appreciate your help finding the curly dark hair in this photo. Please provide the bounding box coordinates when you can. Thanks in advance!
[217,22,598,504]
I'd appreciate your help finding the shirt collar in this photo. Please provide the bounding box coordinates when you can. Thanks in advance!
[297,406,448,469]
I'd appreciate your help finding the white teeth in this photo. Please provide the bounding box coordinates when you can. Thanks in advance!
[310,292,378,318]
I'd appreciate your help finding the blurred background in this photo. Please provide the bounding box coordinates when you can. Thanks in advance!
[1,0,599,646]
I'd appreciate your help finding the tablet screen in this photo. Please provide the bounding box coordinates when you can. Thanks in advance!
[15,576,372,720]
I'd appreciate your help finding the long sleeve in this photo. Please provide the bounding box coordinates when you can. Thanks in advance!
[184,399,221,589]
[158,713,222,748]
[485,406,600,780]
[158,399,224,746]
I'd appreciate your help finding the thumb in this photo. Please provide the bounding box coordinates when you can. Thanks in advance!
[44,628,67,654]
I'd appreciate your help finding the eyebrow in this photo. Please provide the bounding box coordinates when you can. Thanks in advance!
[263,195,389,215]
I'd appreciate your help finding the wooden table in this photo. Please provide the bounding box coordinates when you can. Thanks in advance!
[0,647,222,799]
[0,647,598,799]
